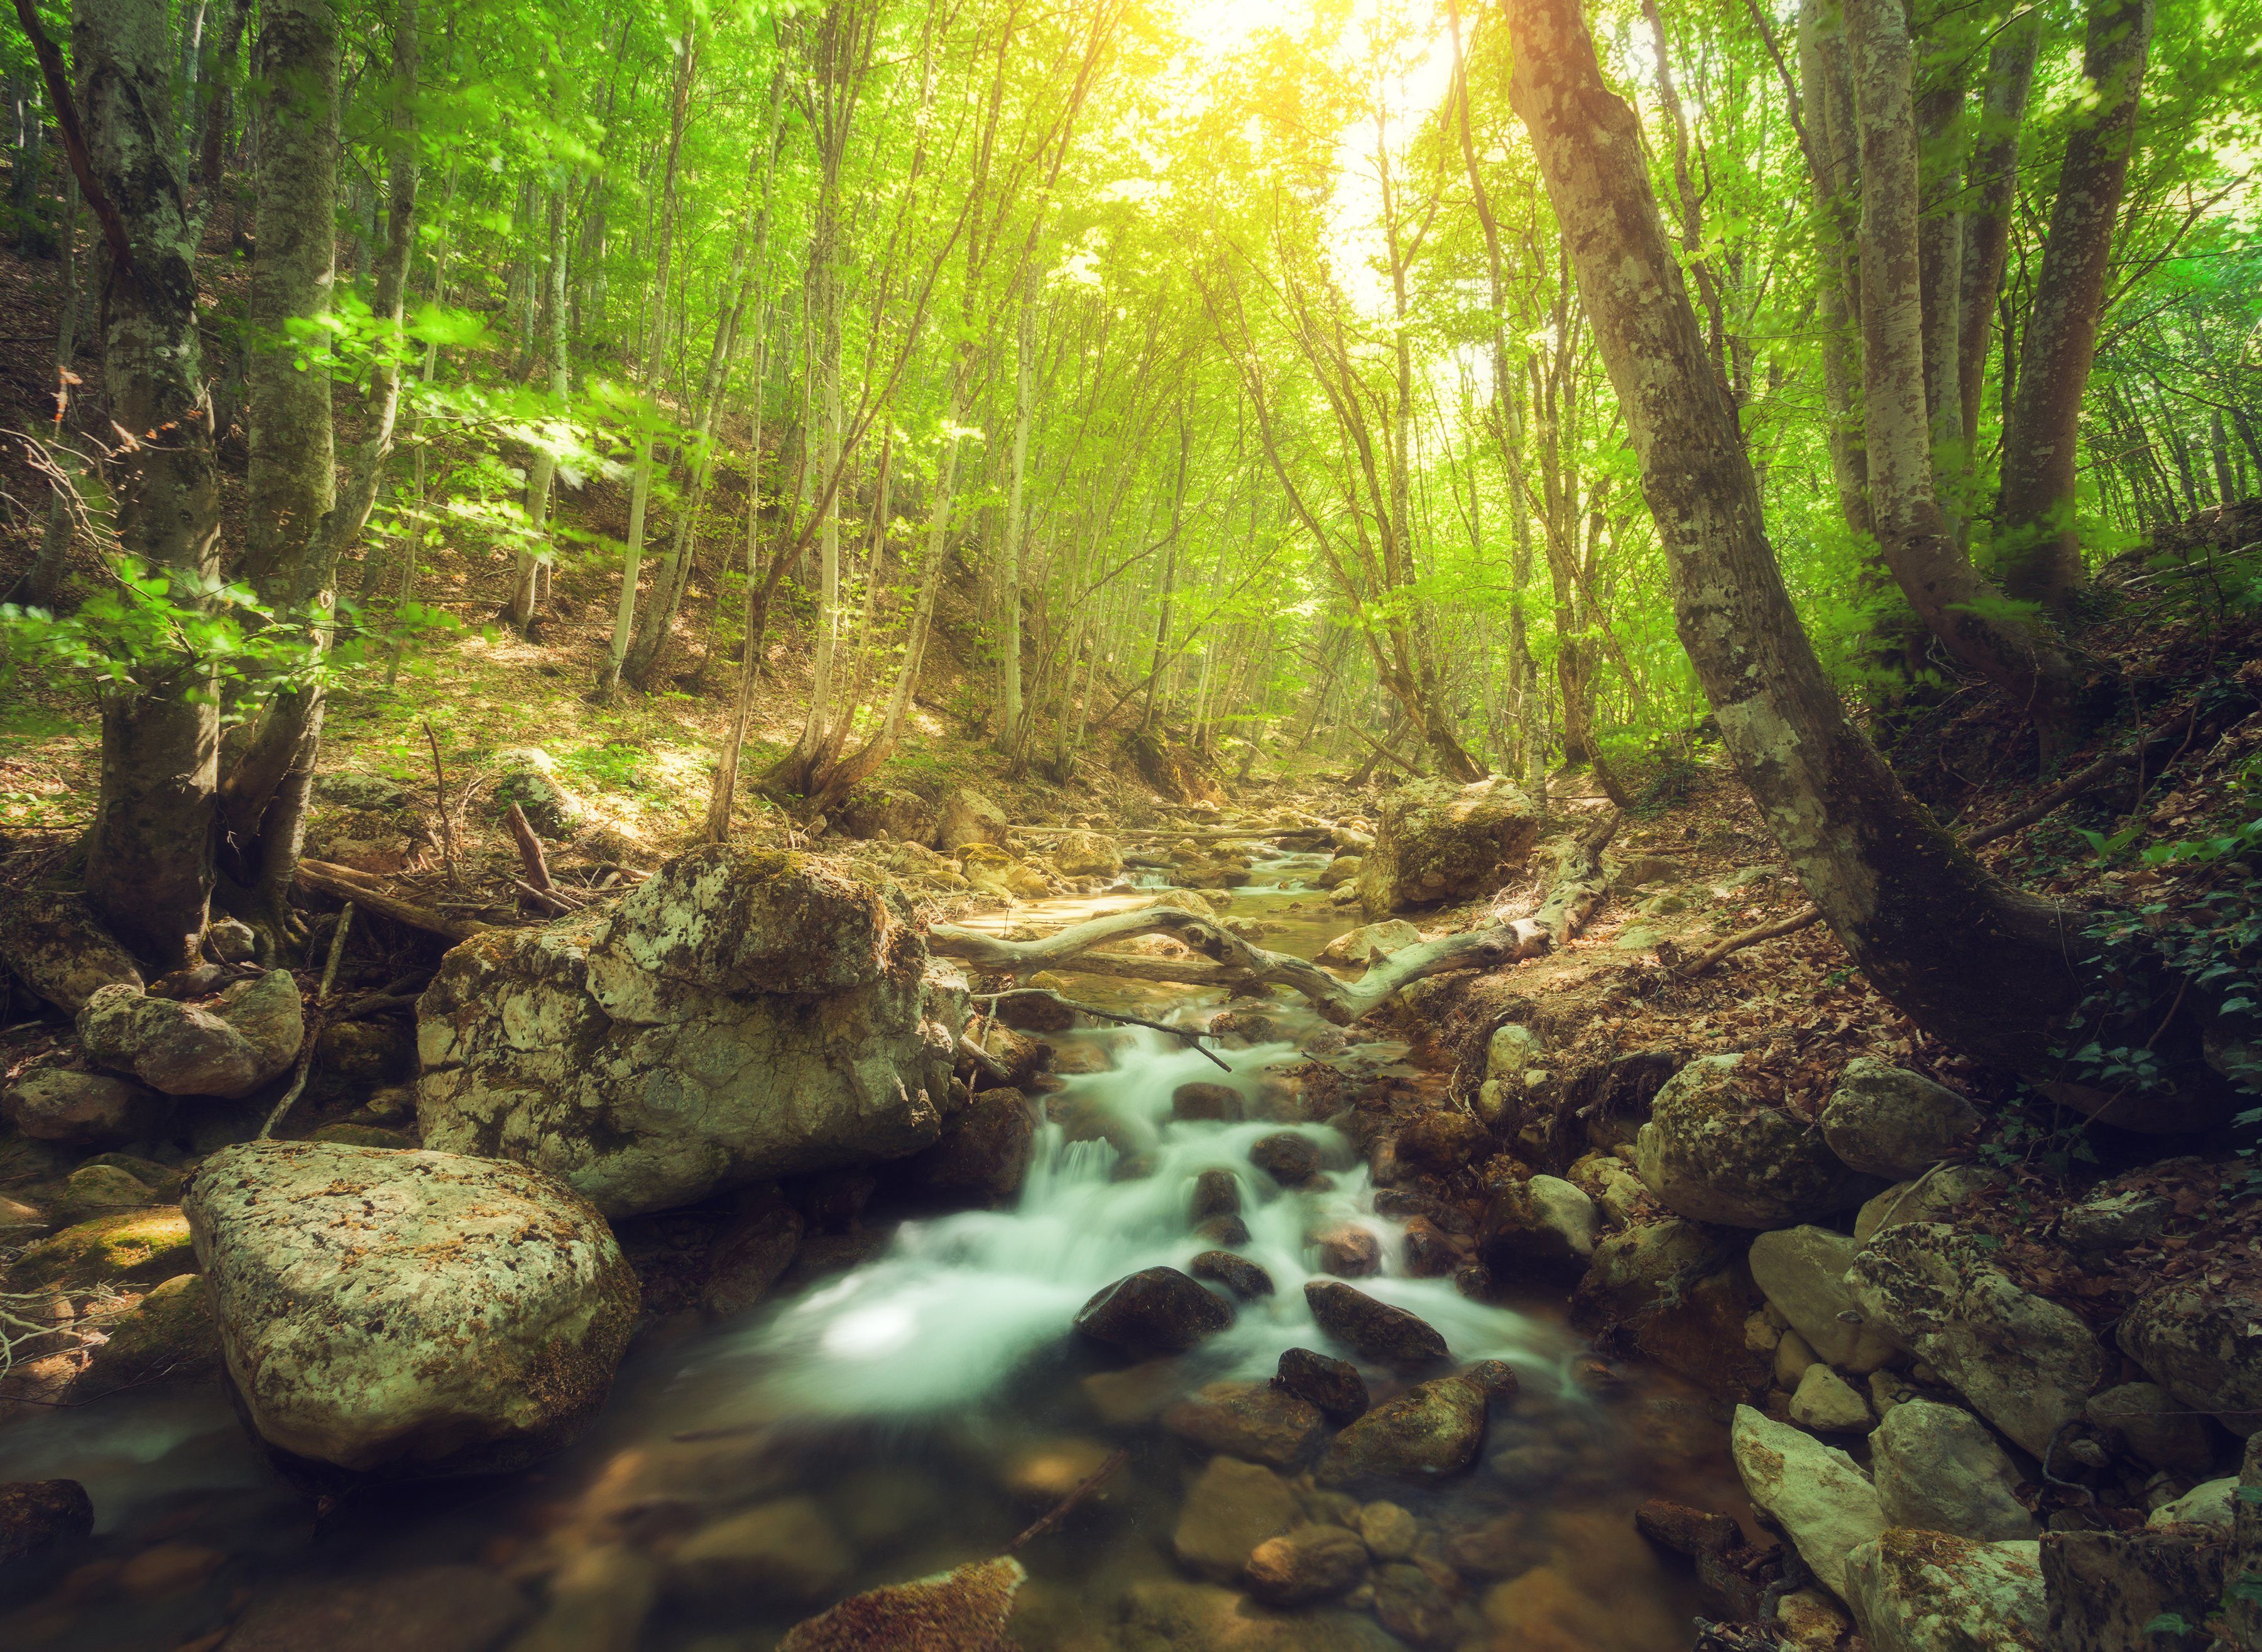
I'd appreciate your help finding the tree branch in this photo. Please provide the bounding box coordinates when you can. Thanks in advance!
[10,0,136,281]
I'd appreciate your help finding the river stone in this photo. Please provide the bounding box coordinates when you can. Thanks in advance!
[1309,1222,1382,1277]
[1731,1405,1885,1599]
[2040,1527,2227,1651]
[0,1479,92,1566]
[1189,1169,1242,1222]
[1355,776,1539,914]
[184,1141,638,1481]
[2085,1382,2221,1474]
[79,970,303,1098]
[0,890,143,1012]
[75,1273,219,1395]
[1076,1266,1233,1356]
[1480,1174,1597,1280]
[1245,1523,1370,1605]
[1314,1375,1487,1487]
[669,1497,855,1609]
[1749,1225,1898,1373]
[219,1564,532,1652]
[1872,1400,2039,1541]
[1188,1250,1274,1299]
[1570,1217,1722,1322]
[1854,1166,2004,1243]
[1820,1060,1981,1178]
[1304,1281,1448,1368]
[51,1161,163,1226]
[1249,1132,1321,1185]
[1634,1054,1876,1227]
[780,1556,1024,1652]
[1172,1081,1243,1122]
[936,786,1008,851]
[2,1065,154,1144]
[1276,1347,1369,1420]
[1053,829,1122,877]
[1396,1109,1490,1174]
[1789,1364,1873,1433]
[835,783,937,846]
[1316,919,1423,966]
[2059,1189,2171,1254]
[1849,1222,2104,1457]
[1843,1532,2045,1652]
[1171,1456,1303,1580]
[906,1088,1034,1205]
[1162,1381,1324,1467]
[2119,1279,2262,1437]
[416,846,966,1217]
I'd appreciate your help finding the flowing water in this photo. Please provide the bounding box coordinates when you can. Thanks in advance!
[0,853,1747,1651]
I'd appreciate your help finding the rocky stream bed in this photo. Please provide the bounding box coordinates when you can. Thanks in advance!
[1,779,2258,1651]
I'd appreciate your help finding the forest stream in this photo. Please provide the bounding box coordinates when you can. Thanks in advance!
[0,849,1743,1652]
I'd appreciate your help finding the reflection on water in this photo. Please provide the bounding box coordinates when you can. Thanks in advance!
[0,871,1746,1652]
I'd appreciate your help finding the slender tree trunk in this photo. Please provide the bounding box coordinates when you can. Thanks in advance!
[998,290,1035,748]
[1913,23,1965,513]
[1994,0,2155,610]
[11,180,81,612]
[1845,0,2087,740]
[1505,0,2089,1076]
[77,0,226,971]
[241,0,338,586]
[512,112,572,630]
[596,17,696,697]
[1957,11,2041,455]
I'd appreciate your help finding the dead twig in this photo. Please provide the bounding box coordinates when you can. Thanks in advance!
[1006,1447,1129,1553]
[259,902,353,1139]
[970,988,1229,1069]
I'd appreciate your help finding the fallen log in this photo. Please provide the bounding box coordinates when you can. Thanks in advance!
[294,860,491,943]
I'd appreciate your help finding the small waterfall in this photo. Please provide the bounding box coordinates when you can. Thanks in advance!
[718,1027,1568,1420]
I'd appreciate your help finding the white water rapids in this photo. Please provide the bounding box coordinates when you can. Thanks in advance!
[710,1021,1574,1420]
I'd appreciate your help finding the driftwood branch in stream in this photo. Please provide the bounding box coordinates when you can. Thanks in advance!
[970,988,1230,1069]
[931,812,1620,1026]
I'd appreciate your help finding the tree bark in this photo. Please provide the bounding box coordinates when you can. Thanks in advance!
[1844,0,2085,739]
[1994,0,2155,611]
[512,116,572,631]
[1956,10,2041,456]
[241,0,337,588]
[77,0,225,971]
[1503,0,2093,1076]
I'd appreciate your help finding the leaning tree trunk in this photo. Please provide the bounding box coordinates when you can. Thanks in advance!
[239,0,337,588]
[1957,9,2041,456]
[1503,0,2092,1077]
[1844,0,2087,743]
[1994,0,2154,612]
[75,0,225,971]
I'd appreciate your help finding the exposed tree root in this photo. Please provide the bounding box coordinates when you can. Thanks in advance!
[293,860,491,941]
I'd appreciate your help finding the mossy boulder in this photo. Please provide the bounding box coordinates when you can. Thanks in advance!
[8,1207,196,1291]
[1634,1053,1879,1227]
[0,890,142,1012]
[1356,777,1539,914]
[185,1141,638,1482]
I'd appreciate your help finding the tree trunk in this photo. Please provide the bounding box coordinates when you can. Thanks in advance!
[512,130,571,630]
[1957,10,2041,455]
[1913,23,1965,512]
[240,0,337,587]
[998,290,1035,748]
[1504,0,2089,1076]
[1994,0,2154,610]
[1845,0,2086,740]
[76,0,226,971]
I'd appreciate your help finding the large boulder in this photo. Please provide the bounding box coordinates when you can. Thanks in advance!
[1316,920,1423,966]
[1480,1174,1598,1281]
[935,787,1008,851]
[2119,1280,2262,1438]
[183,1140,638,1482]
[79,970,303,1098]
[1820,1061,1982,1178]
[1355,776,1539,914]
[834,784,937,845]
[1634,1054,1877,1227]
[1730,1406,1885,1599]
[1849,1222,2104,1457]
[0,891,142,1011]
[416,846,966,1217]
[1749,1226,1898,1372]
[1844,1533,2045,1652]
[1871,1400,2039,1541]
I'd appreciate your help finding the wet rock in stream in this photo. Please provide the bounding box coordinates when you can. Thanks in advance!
[1315,1374,1490,1487]
[0,1479,92,1567]
[1303,1280,1448,1368]
[1171,1081,1245,1123]
[780,1555,1025,1652]
[1188,1249,1274,1299]
[1075,1266,1234,1356]
[218,1564,532,1652]
[1162,1381,1325,1467]
[1247,1131,1322,1186]
[1244,1523,1372,1605]
[1275,1347,1369,1421]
